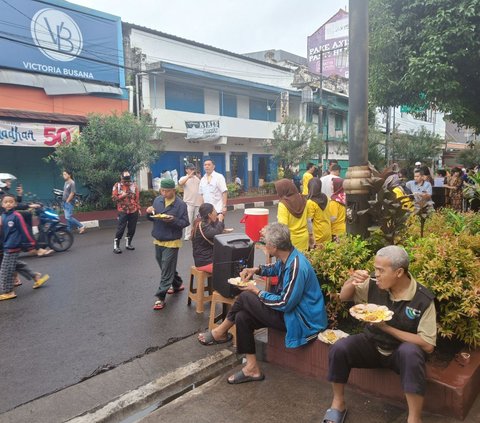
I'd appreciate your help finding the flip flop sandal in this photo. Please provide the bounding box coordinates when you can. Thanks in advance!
[167,285,185,294]
[153,300,165,310]
[14,279,22,287]
[198,330,233,346]
[322,408,348,423]
[227,370,265,384]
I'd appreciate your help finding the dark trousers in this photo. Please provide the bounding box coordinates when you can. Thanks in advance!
[115,211,139,240]
[327,333,427,395]
[154,246,182,300]
[226,291,286,355]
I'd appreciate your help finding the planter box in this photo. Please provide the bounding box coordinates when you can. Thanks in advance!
[266,329,479,420]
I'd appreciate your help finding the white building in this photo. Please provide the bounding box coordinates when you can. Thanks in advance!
[123,23,305,190]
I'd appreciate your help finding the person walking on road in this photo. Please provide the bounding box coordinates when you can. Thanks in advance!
[146,179,189,311]
[178,163,202,241]
[62,170,85,234]
[0,194,49,301]
[112,170,141,254]
[301,162,316,196]
[199,158,228,215]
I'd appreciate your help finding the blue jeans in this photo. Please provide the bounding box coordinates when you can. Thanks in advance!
[63,201,83,231]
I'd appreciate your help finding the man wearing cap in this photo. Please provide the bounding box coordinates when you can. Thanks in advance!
[146,179,189,310]
[178,164,202,241]
[199,158,228,215]
[112,170,141,254]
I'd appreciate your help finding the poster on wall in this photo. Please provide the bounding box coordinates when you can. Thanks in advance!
[0,121,79,147]
[185,120,220,140]
[307,9,349,78]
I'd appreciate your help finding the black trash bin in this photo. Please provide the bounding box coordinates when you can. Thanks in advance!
[212,233,254,298]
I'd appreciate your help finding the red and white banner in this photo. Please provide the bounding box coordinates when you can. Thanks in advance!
[0,120,79,147]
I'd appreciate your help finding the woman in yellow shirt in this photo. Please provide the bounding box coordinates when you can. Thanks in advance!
[274,179,309,251]
[307,178,331,247]
[329,177,346,240]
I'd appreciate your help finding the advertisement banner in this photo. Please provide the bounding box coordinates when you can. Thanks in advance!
[307,10,349,78]
[185,120,220,140]
[0,0,122,85]
[0,121,79,147]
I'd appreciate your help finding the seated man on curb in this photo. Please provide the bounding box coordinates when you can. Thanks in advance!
[198,222,328,384]
[323,245,436,423]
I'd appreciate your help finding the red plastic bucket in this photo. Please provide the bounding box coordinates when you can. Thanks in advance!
[240,208,269,242]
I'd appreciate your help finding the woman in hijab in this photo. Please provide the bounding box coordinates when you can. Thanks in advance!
[274,178,309,251]
[383,172,414,212]
[307,178,332,247]
[328,177,346,240]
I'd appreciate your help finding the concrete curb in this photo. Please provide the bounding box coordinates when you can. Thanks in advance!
[66,349,239,423]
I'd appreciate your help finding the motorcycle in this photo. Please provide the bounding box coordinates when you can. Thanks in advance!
[52,188,84,210]
[34,205,74,252]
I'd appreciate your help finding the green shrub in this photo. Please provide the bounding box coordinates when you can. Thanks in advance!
[306,211,480,348]
[139,189,158,207]
[227,183,240,198]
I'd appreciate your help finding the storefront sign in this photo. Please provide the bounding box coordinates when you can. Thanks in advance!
[0,121,79,147]
[185,120,220,140]
[0,0,123,85]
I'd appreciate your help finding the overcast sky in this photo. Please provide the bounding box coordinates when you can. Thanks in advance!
[70,0,348,57]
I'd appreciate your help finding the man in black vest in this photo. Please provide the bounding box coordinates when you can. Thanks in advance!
[322,246,436,423]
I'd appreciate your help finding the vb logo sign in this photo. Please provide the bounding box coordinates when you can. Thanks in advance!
[31,8,83,62]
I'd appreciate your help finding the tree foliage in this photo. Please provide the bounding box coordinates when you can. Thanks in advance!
[390,127,444,173]
[48,112,159,208]
[268,117,323,170]
[458,143,480,168]
[369,0,480,131]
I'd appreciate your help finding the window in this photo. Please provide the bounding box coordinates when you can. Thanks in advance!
[219,92,237,117]
[165,81,204,113]
[335,114,343,131]
[249,98,276,122]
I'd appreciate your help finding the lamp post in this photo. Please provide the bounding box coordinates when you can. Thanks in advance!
[344,0,371,238]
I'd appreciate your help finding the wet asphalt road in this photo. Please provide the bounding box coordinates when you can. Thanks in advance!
[0,207,275,414]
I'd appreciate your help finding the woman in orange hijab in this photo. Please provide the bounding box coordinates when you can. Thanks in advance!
[274,178,309,251]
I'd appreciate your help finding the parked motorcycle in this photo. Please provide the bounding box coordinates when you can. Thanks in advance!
[35,205,74,252]
[52,188,84,210]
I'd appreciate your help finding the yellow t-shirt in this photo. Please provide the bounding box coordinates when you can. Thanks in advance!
[328,200,346,236]
[277,202,309,251]
[307,199,332,244]
[153,197,182,248]
[302,172,313,195]
[393,186,414,212]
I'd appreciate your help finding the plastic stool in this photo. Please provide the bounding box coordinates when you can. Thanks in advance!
[208,290,237,345]
[187,266,213,313]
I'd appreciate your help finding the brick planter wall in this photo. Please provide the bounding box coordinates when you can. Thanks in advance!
[266,329,480,420]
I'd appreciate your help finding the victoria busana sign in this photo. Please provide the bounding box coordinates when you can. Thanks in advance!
[0,0,123,85]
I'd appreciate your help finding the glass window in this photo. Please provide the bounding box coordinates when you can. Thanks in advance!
[219,92,237,117]
[249,98,276,122]
[335,114,343,131]
[165,81,204,113]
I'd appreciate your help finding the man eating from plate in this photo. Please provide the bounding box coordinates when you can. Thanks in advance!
[322,245,436,423]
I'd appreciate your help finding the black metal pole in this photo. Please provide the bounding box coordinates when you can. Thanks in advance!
[345,0,371,238]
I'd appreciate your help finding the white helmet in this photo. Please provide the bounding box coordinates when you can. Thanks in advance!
[0,173,17,182]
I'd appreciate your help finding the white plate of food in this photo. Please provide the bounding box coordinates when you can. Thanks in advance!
[227,277,256,287]
[349,303,394,323]
[318,329,349,345]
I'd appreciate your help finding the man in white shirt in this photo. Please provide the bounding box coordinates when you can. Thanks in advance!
[199,158,228,214]
[178,163,202,240]
[320,164,341,198]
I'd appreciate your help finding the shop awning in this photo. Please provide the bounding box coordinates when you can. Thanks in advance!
[0,69,123,96]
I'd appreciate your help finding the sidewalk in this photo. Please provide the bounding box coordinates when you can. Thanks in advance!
[4,334,479,423]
